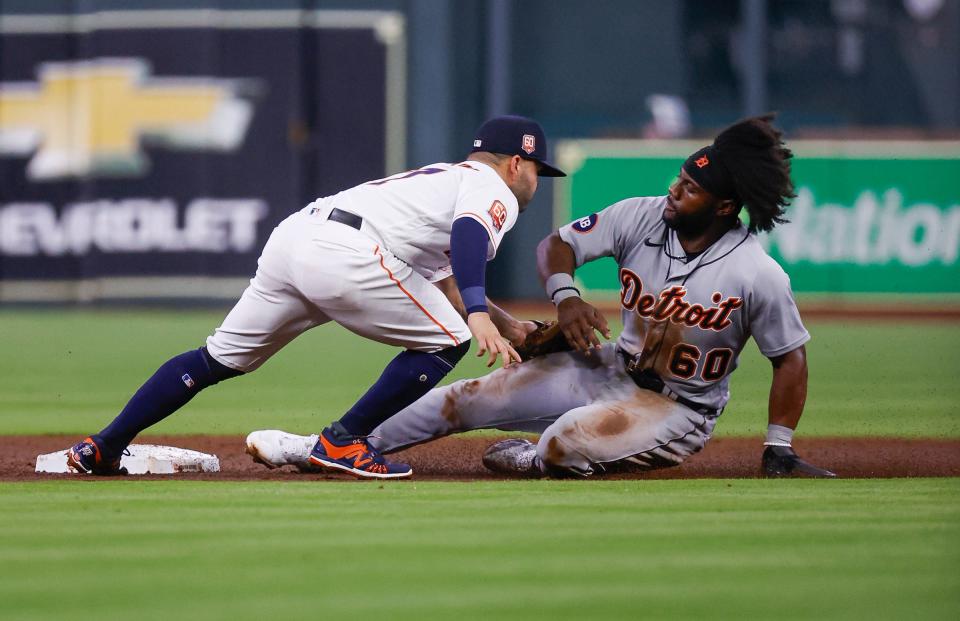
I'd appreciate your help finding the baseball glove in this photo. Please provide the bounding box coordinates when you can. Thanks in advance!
[761,445,837,478]
[515,320,573,361]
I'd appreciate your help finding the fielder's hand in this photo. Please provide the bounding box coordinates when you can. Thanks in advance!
[468,312,522,368]
[514,320,573,361]
[557,297,611,353]
[761,445,837,478]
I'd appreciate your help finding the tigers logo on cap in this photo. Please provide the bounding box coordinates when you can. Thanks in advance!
[521,134,536,155]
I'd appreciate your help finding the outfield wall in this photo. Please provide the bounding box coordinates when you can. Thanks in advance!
[554,140,960,299]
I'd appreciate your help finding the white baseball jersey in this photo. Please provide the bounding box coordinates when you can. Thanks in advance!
[559,195,809,411]
[206,161,518,372]
[311,161,519,280]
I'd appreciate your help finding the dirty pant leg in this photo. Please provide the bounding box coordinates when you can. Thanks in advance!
[535,391,717,474]
[371,349,606,453]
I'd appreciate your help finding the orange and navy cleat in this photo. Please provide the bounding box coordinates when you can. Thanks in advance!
[308,427,412,479]
[66,436,128,476]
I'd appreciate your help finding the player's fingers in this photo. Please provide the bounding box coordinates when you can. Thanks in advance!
[594,310,612,339]
[501,341,522,367]
[565,323,590,353]
[578,316,601,350]
[485,337,499,367]
[475,340,488,358]
[580,314,602,349]
[560,325,581,352]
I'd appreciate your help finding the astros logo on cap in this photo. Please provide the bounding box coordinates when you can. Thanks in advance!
[0,57,255,180]
[522,134,536,155]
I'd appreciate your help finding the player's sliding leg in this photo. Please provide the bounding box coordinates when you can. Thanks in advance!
[508,392,716,477]
[245,347,601,471]
[370,346,622,454]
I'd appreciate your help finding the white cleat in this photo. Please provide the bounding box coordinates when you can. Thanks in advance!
[245,430,320,472]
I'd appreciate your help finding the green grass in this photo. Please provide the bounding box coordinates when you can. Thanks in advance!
[1,479,958,620]
[2,311,958,620]
[0,309,957,437]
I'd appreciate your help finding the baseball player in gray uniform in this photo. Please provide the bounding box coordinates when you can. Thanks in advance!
[64,115,564,479]
[246,115,834,478]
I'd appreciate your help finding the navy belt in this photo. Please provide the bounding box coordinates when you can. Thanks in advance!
[327,208,362,230]
[616,346,719,416]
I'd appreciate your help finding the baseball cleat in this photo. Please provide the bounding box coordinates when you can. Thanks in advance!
[308,427,412,479]
[245,430,321,472]
[66,436,128,476]
[482,438,544,477]
[761,445,837,478]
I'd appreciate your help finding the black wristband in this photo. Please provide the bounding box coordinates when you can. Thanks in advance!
[550,286,581,300]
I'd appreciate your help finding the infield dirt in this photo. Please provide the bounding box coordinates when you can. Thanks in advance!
[3,435,959,481]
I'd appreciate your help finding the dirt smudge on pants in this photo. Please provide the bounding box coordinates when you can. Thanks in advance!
[441,392,459,426]
[543,436,566,466]
[592,406,633,436]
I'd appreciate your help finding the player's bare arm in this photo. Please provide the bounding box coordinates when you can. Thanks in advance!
[536,231,610,352]
[763,344,834,477]
[434,274,535,347]
[485,299,538,346]
[768,345,807,430]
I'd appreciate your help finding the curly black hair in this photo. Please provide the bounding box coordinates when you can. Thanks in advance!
[713,114,795,233]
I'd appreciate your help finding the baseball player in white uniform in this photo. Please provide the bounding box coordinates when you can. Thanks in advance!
[246,115,835,478]
[65,115,565,479]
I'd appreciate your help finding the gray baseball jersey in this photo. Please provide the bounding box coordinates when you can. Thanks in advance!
[361,195,810,474]
[560,195,809,411]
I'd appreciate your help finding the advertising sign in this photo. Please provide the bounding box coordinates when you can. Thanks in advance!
[0,10,405,301]
[555,140,960,297]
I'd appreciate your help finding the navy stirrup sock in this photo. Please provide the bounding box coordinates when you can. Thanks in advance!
[338,343,469,436]
[97,347,241,456]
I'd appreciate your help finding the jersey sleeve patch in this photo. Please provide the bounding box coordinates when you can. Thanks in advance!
[489,200,508,233]
[571,213,598,233]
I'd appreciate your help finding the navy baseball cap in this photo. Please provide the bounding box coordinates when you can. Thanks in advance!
[470,115,566,177]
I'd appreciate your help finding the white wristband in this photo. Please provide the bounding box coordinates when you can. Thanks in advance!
[545,273,581,306]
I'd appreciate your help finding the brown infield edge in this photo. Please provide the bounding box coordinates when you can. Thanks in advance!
[4,435,960,482]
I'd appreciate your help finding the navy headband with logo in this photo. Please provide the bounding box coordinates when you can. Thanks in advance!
[682,145,738,202]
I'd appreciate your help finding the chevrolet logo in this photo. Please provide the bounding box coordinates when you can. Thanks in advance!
[0,58,255,180]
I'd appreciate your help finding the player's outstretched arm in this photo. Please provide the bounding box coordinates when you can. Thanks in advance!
[536,232,610,352]
[763,346,836,477]
[486,299,538,346]
[433,275,535,347]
